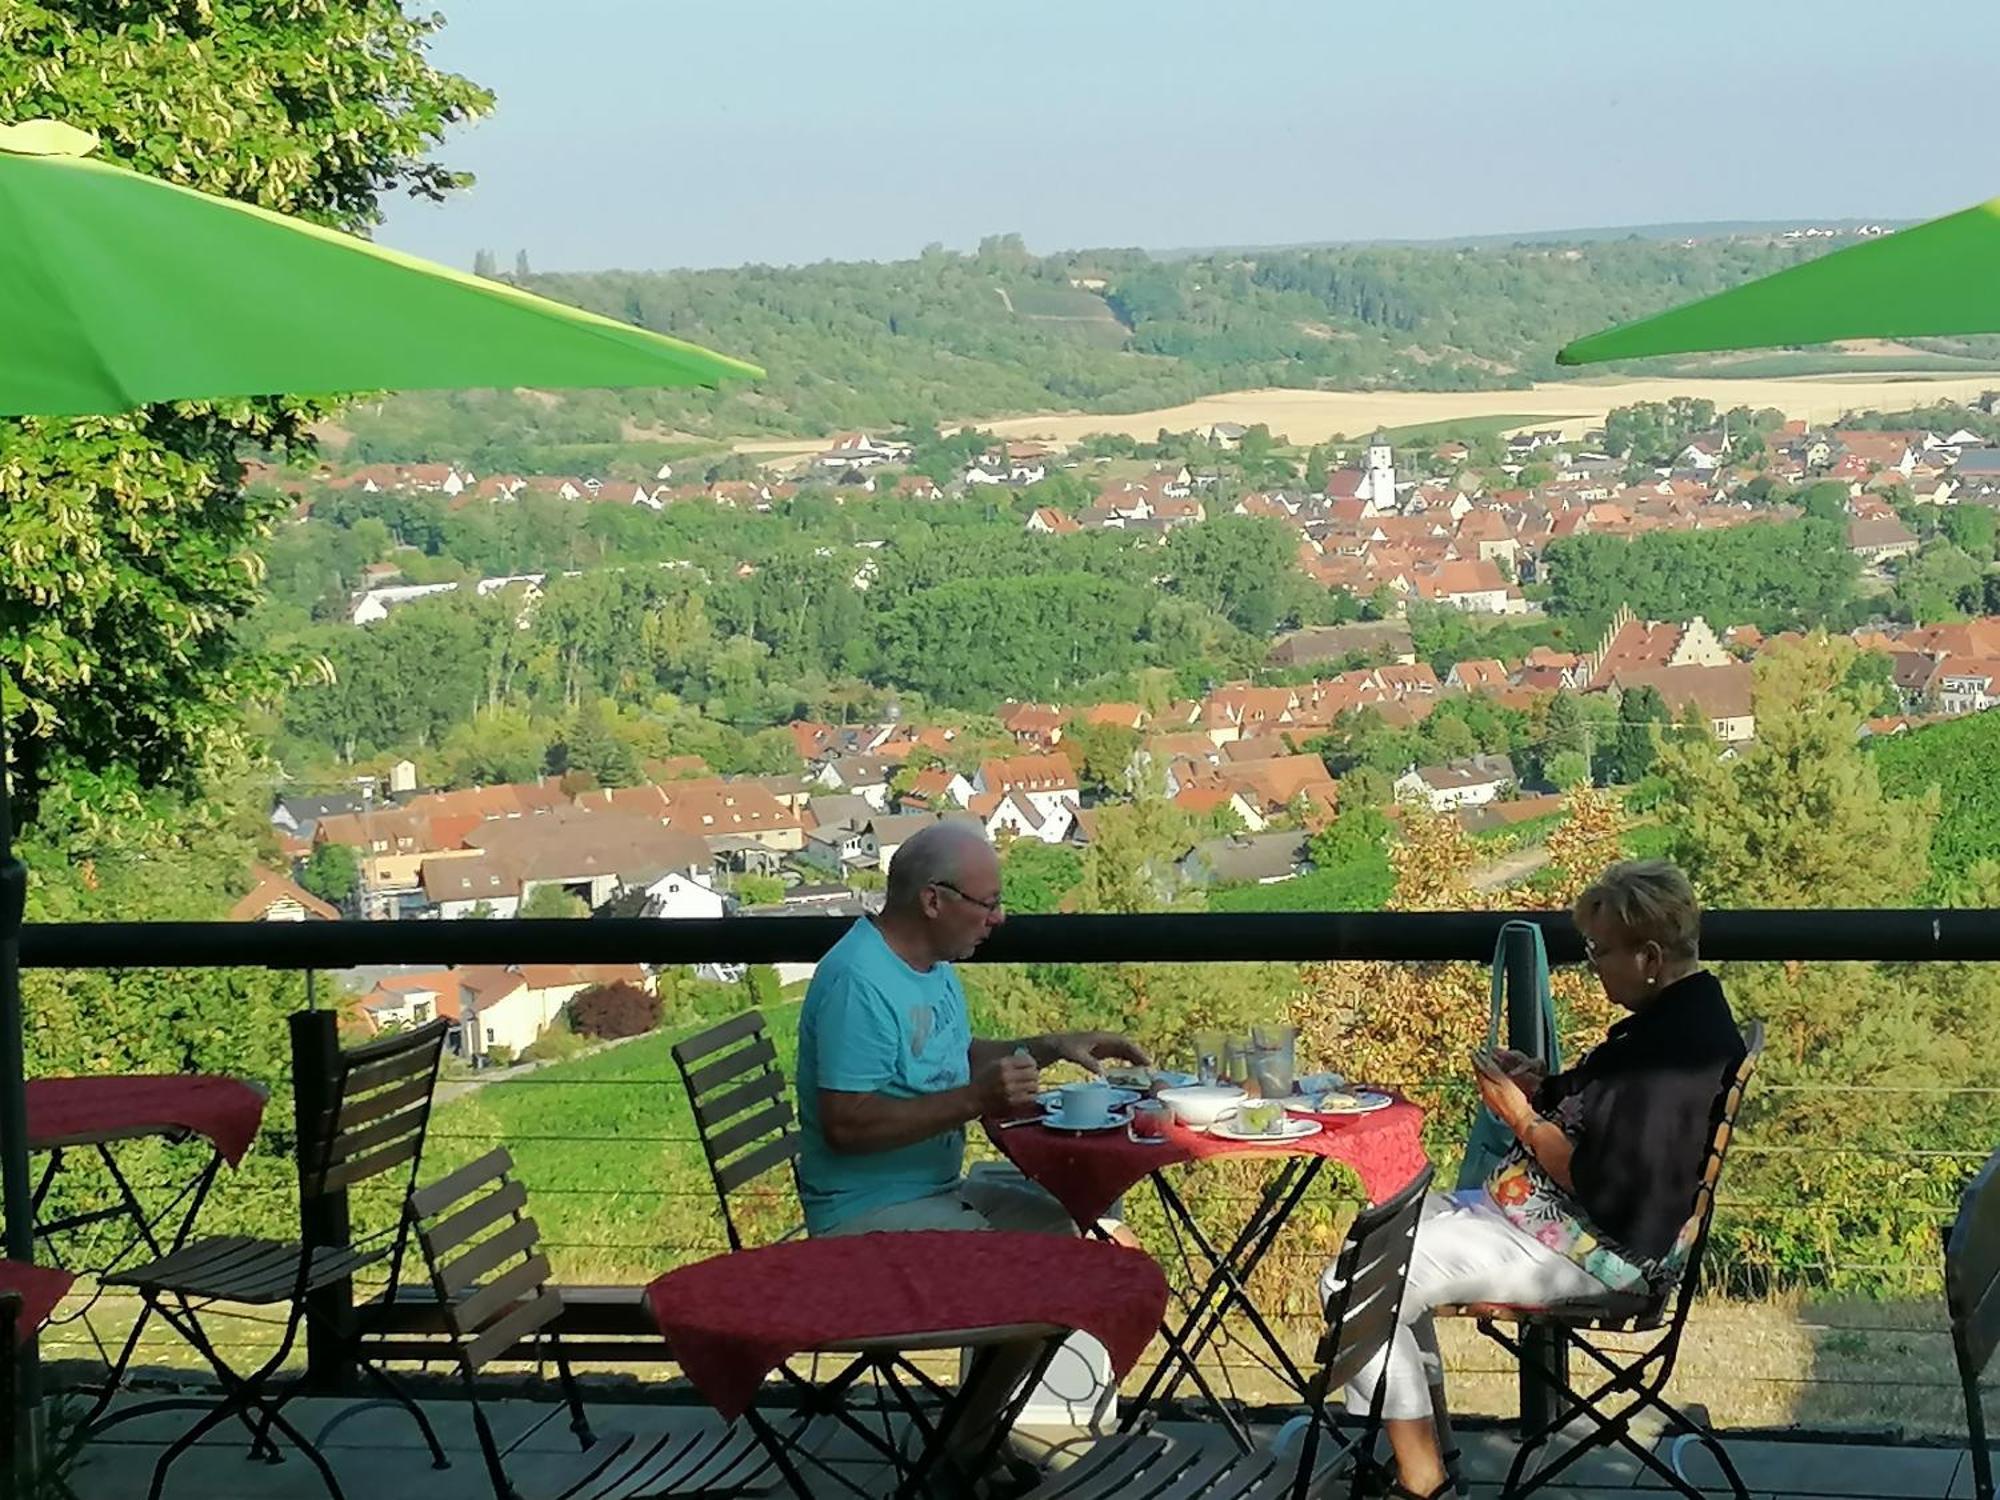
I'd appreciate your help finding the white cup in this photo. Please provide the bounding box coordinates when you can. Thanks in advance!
[1058,1080,1116,1128]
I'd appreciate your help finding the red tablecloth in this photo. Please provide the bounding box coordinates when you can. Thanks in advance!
[27,1075,267,1167]
[0,1260,76,1343]
[987,1096,1429,1228]
[645,1231,1169,1422]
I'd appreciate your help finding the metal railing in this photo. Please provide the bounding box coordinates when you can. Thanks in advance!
[13,908,2000,1439]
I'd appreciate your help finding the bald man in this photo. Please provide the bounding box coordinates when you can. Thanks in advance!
[796,821,1147,1238]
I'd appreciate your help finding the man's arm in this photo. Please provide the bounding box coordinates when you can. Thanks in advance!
[969,1031,1152,1074]
[819,1052,1041,1156]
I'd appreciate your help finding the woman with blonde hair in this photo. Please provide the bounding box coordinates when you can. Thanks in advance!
[1323,859,1745,1498]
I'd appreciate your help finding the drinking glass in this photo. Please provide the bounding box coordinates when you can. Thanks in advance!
[1248,1046,1295,1101]
[1193,1028,1227,1086]
[1223,1034,1252,1090]
[1128,1099,1172,1144]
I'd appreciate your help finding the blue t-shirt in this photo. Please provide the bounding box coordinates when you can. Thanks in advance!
[796,918,972,1234]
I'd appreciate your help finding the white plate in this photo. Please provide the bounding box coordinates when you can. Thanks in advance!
[1209,1111,1323,1143]
[1039,1105,1135,1134]
[1314,1090,1394,1115]
[1036,1086,1139,1111]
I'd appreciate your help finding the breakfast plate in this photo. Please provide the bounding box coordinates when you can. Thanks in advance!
[1312,1089,1394,1115]
[1039,1105,1135,1134]
[1209,1111,1323,1143]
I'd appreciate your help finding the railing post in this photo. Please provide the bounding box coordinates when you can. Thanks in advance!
[289,1008,354,1393]
[1502,923,1569,1435]
[0,710,42,1496]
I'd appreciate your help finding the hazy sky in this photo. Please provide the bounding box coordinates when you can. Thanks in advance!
[382,0,1995,275]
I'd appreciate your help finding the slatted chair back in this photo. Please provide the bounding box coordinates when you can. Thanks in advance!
[412,1148,562,1377]
[671,1010,799,1250]
[302,1017,451,1201]
[1310,1164,1435,1396]
[297,1017,450,1301]
[1947,1144,2000,1500]
[1658,1020,1763,1327]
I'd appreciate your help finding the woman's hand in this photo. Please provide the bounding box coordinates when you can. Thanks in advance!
[1490,1047,1548,1091]
[1473,1055,1534,1133]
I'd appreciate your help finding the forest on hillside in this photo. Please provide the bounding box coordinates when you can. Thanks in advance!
[339,233,2000,464]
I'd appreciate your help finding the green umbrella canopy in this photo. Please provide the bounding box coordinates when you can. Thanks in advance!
[0,119,761,416]
[1558,198,2000,366]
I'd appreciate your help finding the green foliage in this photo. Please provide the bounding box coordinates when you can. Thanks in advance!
[1544,519,1860,632]
[1891,542,1984,623]
[521,884,590,920]
[264,497,1285,772]
[297,842,358,906]
[1206,855,1394,912]
[1603,684,1671,784]
[0,0,491,813]
[1000,839,1084,915]
[733,873,787,907]
[1940,502,1998,561]
[547,699,642,787]
[344,235,1865,448]
[1873,711,2000,902]
[1545,749,1591,790]
[1602,398,1716,464]
[1657,637,1935,907]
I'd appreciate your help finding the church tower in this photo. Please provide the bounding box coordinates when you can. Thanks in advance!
[1363,431,1397,512]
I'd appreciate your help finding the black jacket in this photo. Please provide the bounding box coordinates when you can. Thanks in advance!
[1535,970,1745,1262]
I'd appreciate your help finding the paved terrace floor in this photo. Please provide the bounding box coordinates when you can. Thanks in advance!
[52,1392,1995,1499]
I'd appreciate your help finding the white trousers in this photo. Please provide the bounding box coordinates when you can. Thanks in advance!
[1320,1189,1610,1421]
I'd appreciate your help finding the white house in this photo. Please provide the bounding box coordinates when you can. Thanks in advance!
[970,754,1079,834]
[637,869,728,920]
[1935,662,2000,716]
[349,581,460,625]
[1394,754,1517,812]
[976,790,1075,845]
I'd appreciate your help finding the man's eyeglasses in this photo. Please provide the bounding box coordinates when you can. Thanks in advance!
[932,880,1003,914]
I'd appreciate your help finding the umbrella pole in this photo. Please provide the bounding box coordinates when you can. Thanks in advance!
[0,705,40,1490]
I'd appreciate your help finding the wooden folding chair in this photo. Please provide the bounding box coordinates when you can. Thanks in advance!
[1444,1021,1764,1500]
[670,1011,958,1473]
[96,1019,452,1500]
[410,1147,778,1500]
[1015,1165,1436,1500]
[1947,1142,2000,1500]
[670,1011,801,1251]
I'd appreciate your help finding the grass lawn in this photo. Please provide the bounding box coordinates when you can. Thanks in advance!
[426,1000,808,1281]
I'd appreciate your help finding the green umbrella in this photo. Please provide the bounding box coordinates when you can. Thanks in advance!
[1557,198,2000,365]
[0,117,758,1340]
[0,119,761,413]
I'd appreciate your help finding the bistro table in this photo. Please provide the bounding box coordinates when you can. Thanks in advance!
[26,1075,266,1392]
[646,1230,1169,1500]
[986,1092,1428,1448]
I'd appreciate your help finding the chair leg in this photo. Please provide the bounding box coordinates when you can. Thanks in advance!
[355,1357,449,1470]
[1964,1359,1993,1500]
[549,1334,593,1448]
[145,1384,260,1500]
[740,1405,817,1500]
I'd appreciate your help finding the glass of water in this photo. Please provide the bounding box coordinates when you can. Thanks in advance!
[1194,1028,1226,1086]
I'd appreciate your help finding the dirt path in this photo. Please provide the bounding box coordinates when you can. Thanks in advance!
[1468,844,1552,892]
